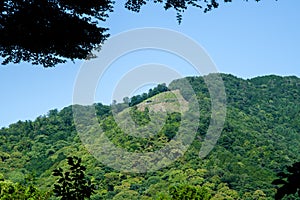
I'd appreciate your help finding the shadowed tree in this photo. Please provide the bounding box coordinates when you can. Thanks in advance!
[1,0,269,67]
[272,162,300,200]
[53,156,95,200]
[156,184,211,200]
[126,0,222,22]
[0,0,113,67]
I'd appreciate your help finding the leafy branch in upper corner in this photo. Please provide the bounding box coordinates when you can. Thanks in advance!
[272,161,300,199]
[0,0,113,67]
[0,0,274,67]
[53,156,95,200]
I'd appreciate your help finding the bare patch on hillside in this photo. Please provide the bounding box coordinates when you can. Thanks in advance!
[137,90,188,114]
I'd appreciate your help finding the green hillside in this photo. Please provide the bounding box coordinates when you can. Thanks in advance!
[0,74,300,199]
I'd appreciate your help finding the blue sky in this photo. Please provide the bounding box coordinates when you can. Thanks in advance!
[1,0,300,127]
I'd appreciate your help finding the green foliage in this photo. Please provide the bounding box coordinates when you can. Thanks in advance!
[95,103,111,120]
[125,0,267,23]
[0,179,50,200]
[0,74,300,199]
[168,184,211,200]
[1,0,271,67]
[272,162,300,200]
[53,156,95,200]
[129,106,151,126]
[0,0,113,67]
[129,83,169,106]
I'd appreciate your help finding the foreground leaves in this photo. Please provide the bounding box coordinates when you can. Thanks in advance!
[53,156,95,200]
[272,162,300,199]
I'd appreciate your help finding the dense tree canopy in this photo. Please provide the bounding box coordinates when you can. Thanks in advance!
[0,0,267,67]
[0,74,299,199]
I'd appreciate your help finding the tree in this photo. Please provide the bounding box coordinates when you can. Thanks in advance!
[123,97,130,104]
[53,156,95,200]
[0,177,50,200]
[272,162,300,200]
[0,0,113,67]
[167,184,211,200]
[1,0,267,67]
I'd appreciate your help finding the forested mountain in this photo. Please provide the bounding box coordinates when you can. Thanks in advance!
[0,74,300,199]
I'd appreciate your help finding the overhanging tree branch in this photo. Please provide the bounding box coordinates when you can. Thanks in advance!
[0,0,272,67]
[0,0,113,67]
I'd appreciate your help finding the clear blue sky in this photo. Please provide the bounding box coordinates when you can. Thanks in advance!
[1,0,300,128]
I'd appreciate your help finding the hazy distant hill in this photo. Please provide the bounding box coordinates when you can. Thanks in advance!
[0,74,299,199]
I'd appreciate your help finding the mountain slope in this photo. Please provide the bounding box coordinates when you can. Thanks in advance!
[0,74,299,199]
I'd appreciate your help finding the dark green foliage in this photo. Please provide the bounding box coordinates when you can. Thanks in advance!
[0,74,299,199]
[130,106,151,126]
[125,0,267,23]
[272,162,300,200]
[0,106,76,177]
[1,1,272,67]
[0,179,51,200]
[163,112,181,140]
[0,0,113,67]
[129,83,169,106]
[95,103,111,120]
[53,156,95,200]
